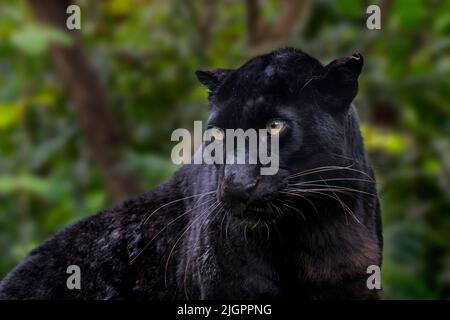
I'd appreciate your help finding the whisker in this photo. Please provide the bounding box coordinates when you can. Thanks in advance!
[286,184,376,197]
[244,224,249,243]
[219,207,228,244]
[224,209,240,258]
[331,153,365,165]
[251,216,261,229]
[264,222,270,242]
[287,165,354,178]
[282,203,306,222]
[285,188,358,203]
[289,189,361,224]
[183,203,224,299]
[141,190,216,225]
[268,201,282,219]
[130,197,216,264]
[319,176,350,225]
[289,177,375,185]
[287,165,374,181]
[280,191,319,217]
[164,200,221,287]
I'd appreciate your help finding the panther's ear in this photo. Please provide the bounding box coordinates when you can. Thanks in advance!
[316,53,363,113]
[195,68,232,92]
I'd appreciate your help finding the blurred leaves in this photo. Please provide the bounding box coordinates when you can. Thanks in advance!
[0,102,23,130]
[10,24,72,56]
[361,124,407,155]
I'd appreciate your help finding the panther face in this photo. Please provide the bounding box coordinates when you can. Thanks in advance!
[196,48,364,222]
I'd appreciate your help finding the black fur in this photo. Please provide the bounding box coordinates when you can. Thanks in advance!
[0,48,382,300]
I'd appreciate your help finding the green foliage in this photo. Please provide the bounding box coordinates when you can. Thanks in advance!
[0,0,449,299]
[10,24,72,56]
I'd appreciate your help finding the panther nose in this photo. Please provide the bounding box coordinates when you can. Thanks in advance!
[220,179,258,204]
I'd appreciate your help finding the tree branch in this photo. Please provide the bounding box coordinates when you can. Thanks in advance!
[27,0,141,201]
[185,0,218,53]
[246,0,309,55]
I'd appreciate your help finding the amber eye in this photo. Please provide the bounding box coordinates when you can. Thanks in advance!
[266,120,285,135]
[210,127,225,140]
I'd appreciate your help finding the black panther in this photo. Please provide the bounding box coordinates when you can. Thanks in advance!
[0,48,382,299]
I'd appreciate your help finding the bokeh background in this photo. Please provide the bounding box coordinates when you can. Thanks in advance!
[0,0,449,299]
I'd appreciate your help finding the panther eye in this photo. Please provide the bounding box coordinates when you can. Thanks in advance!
[266,120,285,135]
[210,127,225,140]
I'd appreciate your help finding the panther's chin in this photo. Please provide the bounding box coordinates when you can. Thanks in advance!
[229,203,279,225]
[246,205,267,214]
